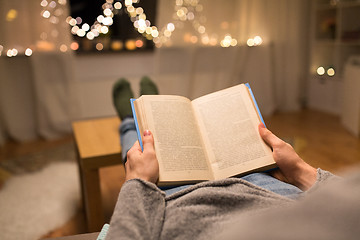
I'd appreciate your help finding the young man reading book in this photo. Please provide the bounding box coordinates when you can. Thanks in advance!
[107,79,359,240]
[112,78,311,197]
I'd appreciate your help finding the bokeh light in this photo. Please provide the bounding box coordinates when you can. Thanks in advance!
[317,67,325,75]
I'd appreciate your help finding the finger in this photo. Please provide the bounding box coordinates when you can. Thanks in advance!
[258,123,283,147]
[127,141,142,160]
[142,130,155,153]
[129,140,142,152]
[133,140,140,148]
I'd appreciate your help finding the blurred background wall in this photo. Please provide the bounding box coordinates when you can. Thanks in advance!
[1,0,359,144]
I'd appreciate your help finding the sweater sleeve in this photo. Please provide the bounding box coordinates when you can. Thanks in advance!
[216,169,360,240]
[106,179,166,240]
[306,168,340,193]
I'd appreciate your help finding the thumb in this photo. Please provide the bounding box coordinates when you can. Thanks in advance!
[258,123,282,147]
[142,130,155,152]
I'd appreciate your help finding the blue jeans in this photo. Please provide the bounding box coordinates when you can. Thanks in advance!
[119,118,138,163]
[119,118,303,198]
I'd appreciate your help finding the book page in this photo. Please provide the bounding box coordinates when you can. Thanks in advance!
[192,84,275,180]
[136,95,213,183]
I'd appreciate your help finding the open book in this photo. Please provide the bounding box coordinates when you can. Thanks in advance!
[130,83,276,186]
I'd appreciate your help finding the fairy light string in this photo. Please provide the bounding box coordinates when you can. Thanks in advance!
[1,0,263,57]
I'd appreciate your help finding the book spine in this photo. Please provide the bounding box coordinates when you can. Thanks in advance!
[245,83,266,128]
[130,98,144,151]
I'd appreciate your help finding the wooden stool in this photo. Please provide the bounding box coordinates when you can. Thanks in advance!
[72,116,122,232]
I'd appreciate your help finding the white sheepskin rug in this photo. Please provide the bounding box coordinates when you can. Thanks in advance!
[0,162,80,240]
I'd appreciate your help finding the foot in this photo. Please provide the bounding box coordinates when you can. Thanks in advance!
[140,76,159,95]
[112,79,134,120]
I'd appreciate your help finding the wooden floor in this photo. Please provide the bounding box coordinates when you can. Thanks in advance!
[1,109,359,239]
[264,109,360,174]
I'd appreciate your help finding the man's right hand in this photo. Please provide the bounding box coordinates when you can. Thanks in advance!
[259,123,317,191]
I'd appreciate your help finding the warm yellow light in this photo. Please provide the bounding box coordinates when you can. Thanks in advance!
[183,33,191,42]
[209,37,217,46]
[96,43,104,51]
[111,40,123,51]
[221,35,233,48]
[138,27,145,34]
[77,29,86,37]
[92,29,100,37]
[254,36,263,45]
[101,26,109,34]
[104,8,112,16]
[187,12,195,20]
[135,39,144,48]
[66,16,72,23]
[49,1,57,8]
[36,40,55,51]
[7,49,13,57]
[176,0,183,6]
[49,16,59,24]
[71,26,79,34]
[6,9,18,22]
[190,0,198,6]
[177,9,185,18]
[230,39,237,46]
[151,29,159,38]
[125,40,136,50]
[102,17,113,26]
[42,10,51,19]
[167,23,175,32]
[86,32,95,40]
[40,0,48,7]
[198,26,205,34]
[70,42,79,51]
[82,23,90,31]
[58,0,67,5]
[5,49,16,57]
[114,2,122,9]
[164,30,171,37]
[201,35,210,45]
[129,11,137,18]
[60,44,68,52]
[190,36,198,44]
[317,67,325,75]
[139,14,146,20]
[127,6,135,13]
[136,7,144,15]
[69,18,77,26]
[153,37,160,44]
[138,19,146,28]
[247,38,254,47]
[125,0,132,6]
[327,68,335,76]
[25,48,33,56]
[97,15,104,23]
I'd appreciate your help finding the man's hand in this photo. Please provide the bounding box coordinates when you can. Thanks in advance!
[125,130,159,184]
[259,123,317,191]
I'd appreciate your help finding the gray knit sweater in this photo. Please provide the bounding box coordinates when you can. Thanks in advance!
[106,169,360,240]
